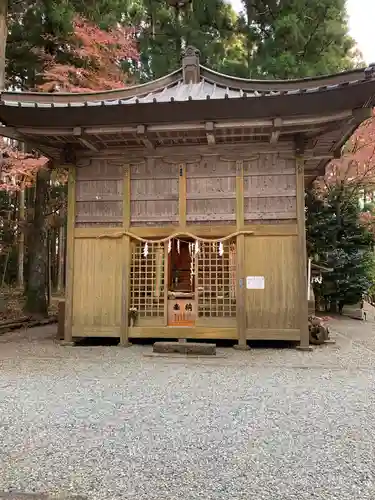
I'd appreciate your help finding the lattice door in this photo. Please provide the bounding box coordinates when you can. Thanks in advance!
[196,241,237,323]
[130,241,166,325]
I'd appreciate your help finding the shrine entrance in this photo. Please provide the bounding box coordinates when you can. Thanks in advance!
[129,236,237,329]
[167,238,196,326]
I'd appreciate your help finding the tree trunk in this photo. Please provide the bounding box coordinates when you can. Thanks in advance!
[0,0,7,90]
[17,187,25,288]
[24,166,51,317]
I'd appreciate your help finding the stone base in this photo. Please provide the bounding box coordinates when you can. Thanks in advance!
[119,341,132,348]
[233,344,250,351]
[58,340,76,347]
[153,341,216,355]
[296,345,314,352]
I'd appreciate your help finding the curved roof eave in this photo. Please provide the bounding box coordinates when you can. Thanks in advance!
[1,67,183,104]
[200,64,372,91]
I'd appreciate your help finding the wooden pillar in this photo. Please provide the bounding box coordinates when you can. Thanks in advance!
[179,162,187,229]
[63,166,76,343]
[296,156,311,350]
[234,160,248,349]
[120,164,131,346]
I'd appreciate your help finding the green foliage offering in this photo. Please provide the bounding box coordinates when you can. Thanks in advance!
[306,186,375,311]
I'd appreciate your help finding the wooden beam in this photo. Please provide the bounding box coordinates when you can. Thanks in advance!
[294,134,306,156]
[120,163,131,347]
[73,126,99,152]
[205,121,215,145]
[136,124,154,149]
[79,142,298,161]
[352,107,373,121]
[0,126,24,141]
[270,117,282,144]
[78,137,99,152]
[178,163,187,228]
[19,127,75,136]
[79,111,353,136]
[64,166,76,343]
[296,156,310,350]
[234,157,248,349]
[123,163,131,230]
[235,160,244,230]
[0,126,57,159]
[235,233,248,350]
[74,224,298,239]
[120,235,131,347]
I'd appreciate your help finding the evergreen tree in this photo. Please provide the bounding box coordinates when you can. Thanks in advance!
[306,186,375,312]
[130,0,245,81]
[238,0,359,78]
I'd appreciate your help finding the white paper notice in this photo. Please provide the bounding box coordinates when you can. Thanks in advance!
[246,276,265,290]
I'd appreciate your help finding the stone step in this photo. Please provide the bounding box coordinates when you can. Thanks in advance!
[153,341,216,355]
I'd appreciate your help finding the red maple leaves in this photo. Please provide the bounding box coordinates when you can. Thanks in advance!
[0,15,139,190]
[37,15,139,92]
[0,141,48,191]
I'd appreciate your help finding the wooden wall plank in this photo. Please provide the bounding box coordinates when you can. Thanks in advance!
[244,235,299,331]
[75,159,123,227]
[72,238,122,329]
[130,159,179,225]
[244,154,297,223]
[186,158,236,223]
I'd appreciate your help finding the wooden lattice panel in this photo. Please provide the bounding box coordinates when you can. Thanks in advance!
[130,242,165,319]
[197,241,236,318]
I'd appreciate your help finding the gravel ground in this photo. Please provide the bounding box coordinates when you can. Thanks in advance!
[1,321,375,500]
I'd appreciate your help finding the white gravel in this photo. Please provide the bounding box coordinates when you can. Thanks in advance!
[1,322,375,499]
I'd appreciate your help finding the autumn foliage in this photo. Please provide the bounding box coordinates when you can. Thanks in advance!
[1,15,138,192]
[323,111,375,187]
[311,111,375,230]
[0,140,48,192]
[37,15,139,92]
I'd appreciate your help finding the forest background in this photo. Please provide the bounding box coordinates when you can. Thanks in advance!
[1,0,375,318]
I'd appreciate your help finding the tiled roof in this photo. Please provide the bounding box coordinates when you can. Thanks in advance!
[1,64,375,108]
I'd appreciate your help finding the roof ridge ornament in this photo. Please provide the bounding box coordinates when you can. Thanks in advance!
[364,62,375,80]
[182,46,200,84]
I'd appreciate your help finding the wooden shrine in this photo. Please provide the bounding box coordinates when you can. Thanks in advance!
[1,47,375,348]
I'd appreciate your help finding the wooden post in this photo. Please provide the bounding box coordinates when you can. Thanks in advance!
[163,241,169,326]
[234,160,249,350]
[0,0,8,91]
[296,156,311,350]
[179,163,187,229]
[120,164,131,346]
[63,166,76,344]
